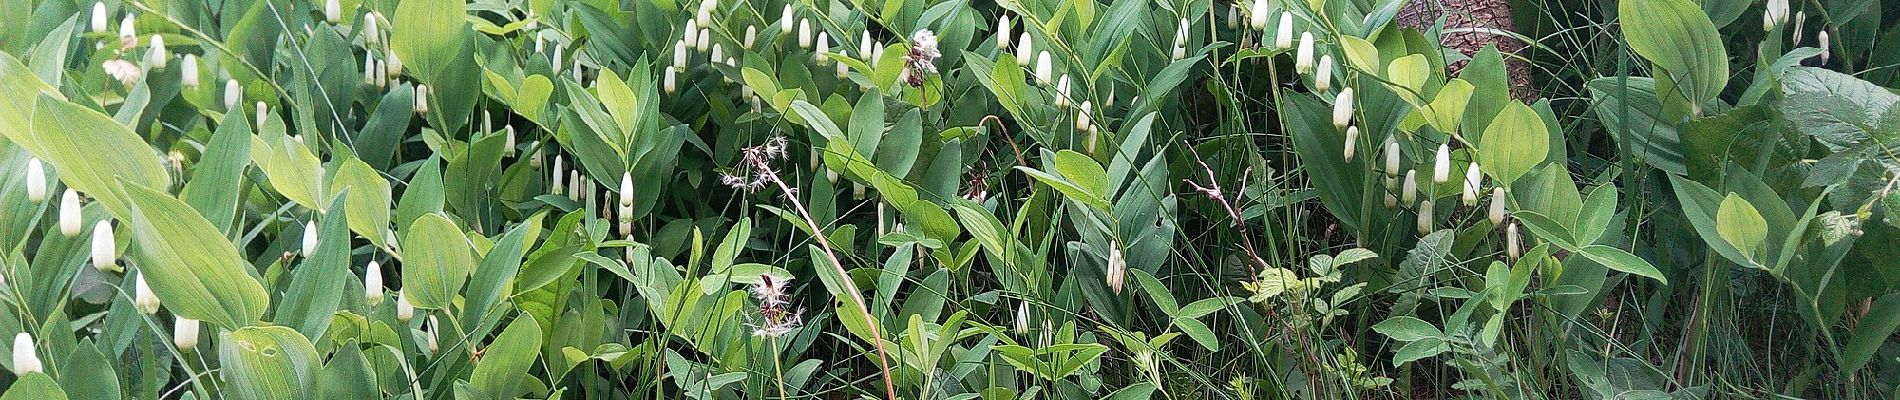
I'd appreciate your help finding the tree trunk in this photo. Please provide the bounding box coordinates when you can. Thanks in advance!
[1396,0,1535,101]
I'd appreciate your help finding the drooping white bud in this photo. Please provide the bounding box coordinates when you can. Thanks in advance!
[134,274,159,314]
[396,292,415,322]
[91,220,115,270]
[1314,54,1334,92]
[384,47,403,78]
[996,15,1012,50]
[1488,187,1508,225]
[1401,170,1418,204]
[1054,74,1072,108]
[1432,143,1451,183]
[119,16,135,42]
[859,31,874,60]
[255,101,270,129]
[1818,31,1831,64]
[424,315,440,352]
[1295,31,1315,73]
[779,5,794,33]
[696,28,710,51]
[1462,164,1482,206]
[1075,100,1093,133]
[364,261,385,306]
[364,12,381,45]
[710,43,725,65]
[1505,221,1522,260]
[1416,200,1435,235]
[413,85,429,114]
[1034,51,1053,84]
[1014,302,1029,335]
[11,333,40,374]
[836,58,850,78]
[551,155,566,195]
[25,158,46,203]
[324,0,341,24]
[1384,192,1398,208]
[814,32,830,64]
[684,20,699,49]
[1172,43,1187,60]
[1249,0,1270,30]
[551,43,565,73]
[1275,12,1294,49]
[1332,88,1354,129]
[91,2,108,33]
[798,19,812,49]
[1384,138,1401,176]
[60,190,82,237]
[695,0,716,26]
[147,34,167,68]
[568,171,582,202]
[301,221,318,258]
[181,54,199,87]
[744,25,758,48]
[1015,32,1033,66]
[619,172,634,207]
[173,317,201,351]
[1343,126,1359,162]
[1106,243,1126,294]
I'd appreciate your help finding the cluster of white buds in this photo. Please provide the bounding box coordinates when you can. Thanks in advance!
[60,189,82,237]
[11,333,40,374]
[92,220,116,272]
[173,317,201,351]
[1105,242,1126,294]
[301,220,319,257]
[181,54,199,88]
[1432,143,1451,183]
[1331,88,1354,129]
[25,158,46,202]
[364,261,385,306]
[134,274,160,314]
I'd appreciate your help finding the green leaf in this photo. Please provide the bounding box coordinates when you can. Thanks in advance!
[1372,316,1442,342]
[319,341,379,400]
[183,117,253,234]
[1841,293,1900,373]
[53,341,118,400]
[276,195,351,339]
[250,133,327,211]
[1715,194,1767,256]
[0,373,67,400]
[1575,245,1668,285]
[403,213,475,309]
[1513,210,1576,250]
[119,181,270,329]
[220,326,321,400]
[329,155,392,247]
[1619,0,1728,117]
[1392,337,1447,366]
[1173,317,1218,351]
[391,0,468,82]
[470,314,542,400]
[1476,102,1549,186]
[1131,269,1178,314]
[0,53,170,221]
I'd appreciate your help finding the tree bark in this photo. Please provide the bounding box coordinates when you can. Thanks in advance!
[1396,0,1535,101]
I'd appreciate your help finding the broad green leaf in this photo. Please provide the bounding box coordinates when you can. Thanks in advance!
[329,155,391,247]
[0,373,67,400]
[53,341,118,400]
[0,54,169,221]
[1372,316,1442,342]
[391,0,468,82]
[276,195,351,339]
[1842,293,1900,373]
[1619,0,1728,117]
[319,341,379,400]
[403,213,475,309]
[1476,102,1549,185]
[250,133,326,211]
[1386,54,1430,103]
[1715,194,1767,256]
[1575,245,1668,285]
[1392,337,1447,365]
[470,314,542,400]
[220,326,320,400]
[183,117,253,234]
[120,181,270,329]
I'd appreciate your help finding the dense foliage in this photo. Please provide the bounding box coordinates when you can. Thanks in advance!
[1,0,1899,398]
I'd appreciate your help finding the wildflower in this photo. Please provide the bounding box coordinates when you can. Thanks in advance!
[798,19,812,49]
[256,101,268,129]
[696,28,711,51]
[1792,11,1806,44]
[1275,12,1293,49]
[1034,51,1053,85]
[814,32,830,64]
[60,190,82,237]
[552,155,566,195]
[1172,43,1187,61]
[750,274,803,337]
[618,172,635,208]
[1343,125,1359,162]
[904,29,941,85]
[414,84,429,114]
[1505,221,1522,260]
[1249,0,1269,30]
[325,0,341,24]
[92,2,108,33]
[425,316,440,352]
[364,12,381,45]
[779,5,794,33]
[173,317,200,351]
[364,261,384,306]
[1401,170,1418,204]
[11,333,39,374]
[25,158,46,203]
[1054,75,1072,108]
[663,66,678,94]
[996,14,1012,49]
[836,59,850,78]
[1462,164,1482,206]
[1015,32,1033,66]
[1818,31,1830,64]
[177,54,199,87]
[224,79,242,110]
[118,16,135,46]
[859,31,874,59]
[568,171,582,202]
[672,40,688,68]
[1433,143,1451,183]
[1332,87,1354,129]
[1227,4,1240,30]
[1384,138,1400,176]
[1488,187,1508,225]
[1295,31,1315,73]
[695,0,716,26]
[135,274,160,314]
[720,136,790,192]
[384,47,403,78]
[396,292,415,322]
[1314,54,1333,92]
[92,220,116,271]
[1014,302,1030,334]
[1416,200,1435,235]
[685,20,699,49]
[1106,242,1126,294]
[103,59,142,87]
[1076,100,1094,134]
[744,25,758,48]
[711,43,725,65]
[301,220,318,257]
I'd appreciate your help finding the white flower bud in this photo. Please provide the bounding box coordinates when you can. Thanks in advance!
[1761,12,1775,33]
[181,54,199,87]
[568,171,582,202]
[696,28,710,51]
[1384,138,1401,176]
[364,12,381,45]
[60,190,82,237]
[224,79,242,110]
[814,32,830,64]
[1505,221,1522,260]
[1275,12,1294,49]
[1792,11,1806,44]
[1343,125,1359,162]
[364,261,384,306]
[779,5,794,33]
[134,274,160,314]
[364,56,377,85]
[255,101,270,129]
[147,34,168,68]
[1417,200,1435,235]
[852,182,866,200]
[173,317,200,351]
[1488,187,1508,225]
[1295,31,1315,73]
[92,2,108,33]
[1034,51,1053,84]
[1314,54,1334,92]
[1172,44,1187,60]
[324,0,341,24]
[672,40,688,68]
[413,85,429,114]
[859,31,874,59]
[619,172,634,207]
[396,292,415,322]
[425,315,440,352]
[1014,302,1029,335]
[1433,143,1451,183]
[711,43,725,65]
[301,221,318,258]
[1819,31,1831,64]
[836,59,850,78]
[11,333,39,374]
[91,220,115,270]
[551,155,566,195]
[119,16,135,42]
[384,48,403,78]
[695,0,716,26]
[1332,88,1354,129]
[996,15,1012,49]
[1106,243,1126,294]
[1075,100,1093,133]
[1015,32,1034,66]
[1385,192,1398,208]
[744,25,758,48]
[1249,0,1270,30]
[684,20,699,49]
[1054,74,1072,108]
[1401,170,1418,204]
[1462,164,1483,206]
[25,158,46,203]
[663,66,678,94]
[798,19,812,49]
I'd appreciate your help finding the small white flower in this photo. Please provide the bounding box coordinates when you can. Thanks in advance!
[779,5,794,33]
[1488,187,1508,225]
[60,190,82,237]
[324,0,341,24]
[695,0,716,26]
[1792,11,1806,44]
[859,31,874,59]
[301,220,318,257]
[552,155,566,195]
[1331,87,1354,129]
[92,220,115,271]
[1760,11,1775,33]
[364,12,381,45]
[256,101,269,129]
[384,47,403,78]
[1818,30,1831,64]
[1054,74,1072,108]
[1295,31,1315,73]
[996,14,1012,50]
[181,54,199,87]
[1432,143,1451,183]
[364,261,385,306]
[11,333,40,374]
[119,16,136,43]
[711,43,725,65]
[696,28,711,52]
[413,84,429,114]
[836,58,850,78]
[1075,100,1094,133]
[92,2,108,33]
[744,25,758,48]
[1314,54,1334,92]
[1505,221,1522,260]
[1249,0,1269,30]
[1343,125,1359,162]
[663,66,678,94]
[1172,43,1187,60]
[814,32,830,64]
[1227,4,1240,30]
[1462,163,1483,206]
[619,172,635,207]
[684,20,699,49]
[1385,192,1397,209]
[425,316,440,352]
[1015,32,1033,66]
[798,19,812,49]
[396,292,415,322]
[1014,302,1029,335]
[363,56,377,85]
[103,59,142,86]
[1416,200,1435,235]
[1384,137,1401,176]
[1105,242,1126,294]
[173,317,201,351]
[224,79,242,110]
[672,40,688,68]
[1275,12,1293,49]
[25,158,46,203]
[1401,170,1418,204]
[1033,51,1053,85]
[568,171,582,202]
[551,43,565,73]
[135,274,160,314]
